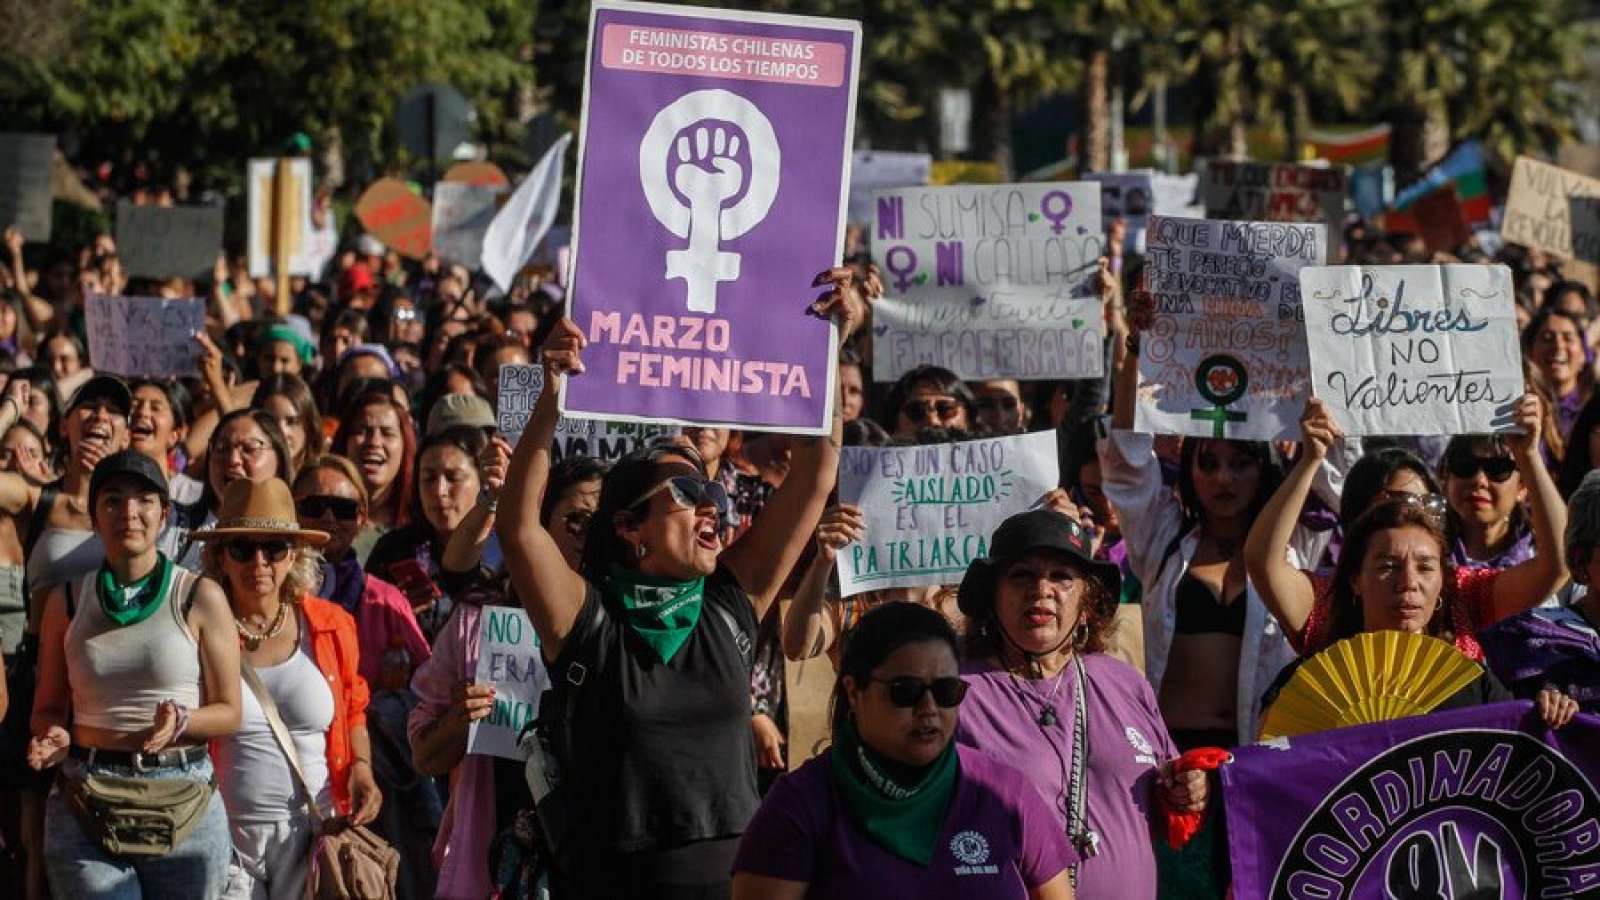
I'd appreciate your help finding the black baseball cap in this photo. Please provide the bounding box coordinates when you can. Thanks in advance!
[957,508,1121,619]
[65,374,133,417]
[89,450,169,507]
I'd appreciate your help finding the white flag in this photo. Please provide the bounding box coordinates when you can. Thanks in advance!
[481,132,572,292]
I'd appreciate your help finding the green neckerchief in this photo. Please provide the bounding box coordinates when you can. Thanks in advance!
[607,564,705,664]
[97,553,173,628]
[829,720,960,866]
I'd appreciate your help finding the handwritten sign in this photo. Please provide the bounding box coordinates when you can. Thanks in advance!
[355,178,431,260]
[496,364,546,445]
[848,150,931,225]
[468,606,549,760]
[1085,172,1153,251]
[836,430,1060,596]
[551,418,679,462]
[114,202,224,282]
[869,183,1106,383]
[1202,161,1347,262]
[246,158,317,278]
[1302,265,1522,436]
[1136,216,1325,440]
[1501,156,1600,264]
[0,133,53,240]
[432,181,506,267]
[86,294,205,377]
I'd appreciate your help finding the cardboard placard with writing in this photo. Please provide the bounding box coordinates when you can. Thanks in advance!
[1136,216,1326,440]
[870,183,1106,383]
[1500,156,1600,264]
[1302,264,1522,436]
[114,202,224,282]
[355,178,432,260]
[550,417,679,462]
[444,161,510,188]
[1202,161,1347,262]
[0,133,54,240]
[246,158,316,279]
[468,606,549,760]
[86,293,205,377]
[835,431,1060,596]
[496,364,546,446]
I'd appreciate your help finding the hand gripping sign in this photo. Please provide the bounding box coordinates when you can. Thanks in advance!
[641,89,781,314]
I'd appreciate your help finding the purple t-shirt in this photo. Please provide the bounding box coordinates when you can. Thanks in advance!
[956,653,1176,900]
[733,744,1075,899]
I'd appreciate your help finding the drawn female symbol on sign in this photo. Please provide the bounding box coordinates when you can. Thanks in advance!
[1190,354,1249,437]
[884,246,918,293]
[1040,191,1073,235]
[639,89,781,314]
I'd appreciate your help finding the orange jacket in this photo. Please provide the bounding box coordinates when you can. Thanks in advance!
[301,596,371,816]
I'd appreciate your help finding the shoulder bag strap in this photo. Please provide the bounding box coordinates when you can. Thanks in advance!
[241,659,327,832]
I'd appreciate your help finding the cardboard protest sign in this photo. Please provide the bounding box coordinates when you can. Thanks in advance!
[1136,216,1325,440]
[848,150,930,225]
[563,1,860,435]
[247,158,317,279]
[468,606,549,760]
[1202,161,1347,262]
[551,418,679,462]
[1085,172,1153,252]
[433,181,507,267]
[86,294,205,377]
[496,364,546,445]
[355,178,432,260]
[114,202,224,282]
[0,133,53,240]
[444,160,510,188]
[835,430,1060,596]
[1302,264,1522,436]
[1224,703,1600,900]
[1501,156,1600,264]
[869,183,1106,383]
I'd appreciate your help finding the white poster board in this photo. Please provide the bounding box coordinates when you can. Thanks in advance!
[848,150,931,225]
[551,418,679,462]
[1151,172,1204,218]
[869,183,1105,382]
[1302,265,1523,436]
[1135,216,1325,440]
[85,294,205,377]
[432,182,506,267]
[246,158,317,278]
[468,606,549,760]
[835,430,1060,596]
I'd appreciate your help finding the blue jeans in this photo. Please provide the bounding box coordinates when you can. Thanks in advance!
[44,754,232,899]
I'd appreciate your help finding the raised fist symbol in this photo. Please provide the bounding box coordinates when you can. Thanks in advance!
[666,125,747,313]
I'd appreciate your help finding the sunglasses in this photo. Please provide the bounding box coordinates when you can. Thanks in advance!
[1376,491,1450,522]
[870,675,969,709]
[299,495,360,521]
[627,475,731,518]
[1446,455,1516,483]
[224,539,292,563]
[902,398,961,425]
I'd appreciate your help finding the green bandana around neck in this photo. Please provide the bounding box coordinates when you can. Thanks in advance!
[829,719,959,865]
[97,552,173,628]
[607,564,705,664]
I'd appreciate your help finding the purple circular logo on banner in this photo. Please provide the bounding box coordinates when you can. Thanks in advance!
[1270,729,1600,899]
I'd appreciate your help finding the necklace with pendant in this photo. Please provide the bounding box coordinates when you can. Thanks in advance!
[236,601,288,651]
[1013,660,1071,727]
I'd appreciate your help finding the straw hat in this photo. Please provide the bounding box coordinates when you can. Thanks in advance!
[193,477,329,546]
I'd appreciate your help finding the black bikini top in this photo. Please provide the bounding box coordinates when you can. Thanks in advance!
[1174,572,1247,637]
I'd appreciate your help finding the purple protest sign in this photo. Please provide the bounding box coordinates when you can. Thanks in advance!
[563,1,860,435]
[1223,702,1600,899]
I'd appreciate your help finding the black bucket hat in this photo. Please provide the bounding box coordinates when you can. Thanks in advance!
[956,508,1121,621]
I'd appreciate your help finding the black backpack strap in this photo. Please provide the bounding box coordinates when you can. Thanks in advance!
[22,482,58,560]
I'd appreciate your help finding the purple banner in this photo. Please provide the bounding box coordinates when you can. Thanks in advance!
[1223,702,1600,899]
[564,1,860,434]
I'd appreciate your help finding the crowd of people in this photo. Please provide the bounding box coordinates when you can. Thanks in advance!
[0,182,1593,900]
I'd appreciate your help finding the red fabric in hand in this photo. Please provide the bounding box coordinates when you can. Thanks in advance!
[1160,747,1231,849]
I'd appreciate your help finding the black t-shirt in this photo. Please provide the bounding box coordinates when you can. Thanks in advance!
[557,565,758,863]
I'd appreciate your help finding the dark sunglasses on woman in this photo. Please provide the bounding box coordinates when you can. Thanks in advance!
[902,398,961,425]
[628,475,731,519]
[298,495,360,521]
[224,539,292,563]
[1446,455,1517,483]
[870,675,969,708]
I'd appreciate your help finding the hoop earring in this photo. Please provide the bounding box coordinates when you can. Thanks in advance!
[636,543,648,559]
[1074,622,1089,647]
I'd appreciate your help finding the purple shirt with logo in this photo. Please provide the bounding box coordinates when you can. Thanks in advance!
[956,653,1176,900]
[733,744,1074,898]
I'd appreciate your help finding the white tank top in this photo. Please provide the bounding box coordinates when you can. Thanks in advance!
[215,630,335,823]
[65,567,204,732]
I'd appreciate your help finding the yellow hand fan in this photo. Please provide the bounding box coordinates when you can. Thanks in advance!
[1259,631,1482,740]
